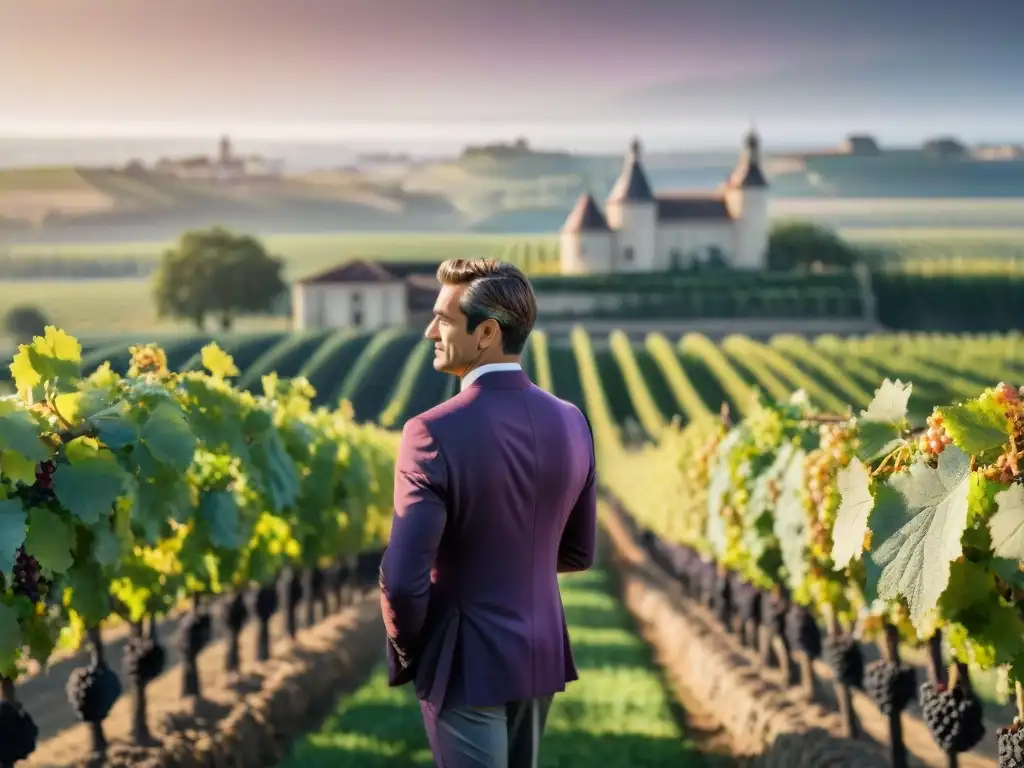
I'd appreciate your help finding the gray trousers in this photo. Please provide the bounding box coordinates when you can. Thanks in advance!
[419,695,554,768]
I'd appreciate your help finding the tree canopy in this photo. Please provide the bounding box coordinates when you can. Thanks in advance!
[766,221,865,271]
[152,227,286,330]
[3,305,50,343]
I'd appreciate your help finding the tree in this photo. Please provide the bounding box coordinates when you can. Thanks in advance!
[766,221,863,272]
[3,305,50,343]
[152,227,286,331]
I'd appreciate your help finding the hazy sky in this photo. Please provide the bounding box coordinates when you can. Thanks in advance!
[3,0,1022,148]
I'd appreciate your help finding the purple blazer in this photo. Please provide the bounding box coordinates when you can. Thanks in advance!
[379,368,597,711]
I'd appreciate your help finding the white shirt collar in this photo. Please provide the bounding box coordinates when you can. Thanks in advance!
[461,362,523,391]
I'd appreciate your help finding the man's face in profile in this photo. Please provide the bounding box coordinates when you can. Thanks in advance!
[426,283,477,376]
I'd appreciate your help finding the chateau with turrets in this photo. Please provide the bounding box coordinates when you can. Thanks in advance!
[559,131,770,274]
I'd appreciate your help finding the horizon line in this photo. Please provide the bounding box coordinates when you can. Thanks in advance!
[0,120,1014,147]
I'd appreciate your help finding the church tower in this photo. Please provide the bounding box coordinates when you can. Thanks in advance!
[724,129,770,269]
[604,138,657,271]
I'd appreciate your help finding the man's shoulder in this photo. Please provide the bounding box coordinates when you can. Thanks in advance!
[405,390,474,433]
[406,383,588,434]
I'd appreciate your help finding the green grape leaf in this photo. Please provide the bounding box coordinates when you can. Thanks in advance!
[937,399,1012,462]
[65,562,111,626]
[0,405,51,462]
[856,421,905,462]
[869,446,972,623]
[0,603,22,671]
[861,379,912,424]
[991,557,1024,590]
[200,491,242,550]
[8,327,83,398]
[249,431,301,513]
[24,507,76,574]
[989,484,1024,561]
[200,343,240,379]
[91,524,121,566]
[1,450,37,485]
[52,389,109,425]
[90,403,141,450]
[52,443,128,525]
[831,458,874,570]
[773,448,807,593]
[141,403,196,472]
[0,499,27,574]
[939,558,995,622]
[21,614,59,667]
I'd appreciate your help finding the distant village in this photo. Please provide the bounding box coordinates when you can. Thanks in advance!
[126,135,286,181]
[118,131,1024,188]
[824,133,1023,160]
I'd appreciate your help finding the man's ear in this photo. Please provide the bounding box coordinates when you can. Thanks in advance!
[477,318,500,350]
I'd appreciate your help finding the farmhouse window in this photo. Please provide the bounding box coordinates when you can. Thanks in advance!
[351,291,364,327]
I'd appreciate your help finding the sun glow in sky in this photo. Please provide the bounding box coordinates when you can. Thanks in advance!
[3,0,1022,146]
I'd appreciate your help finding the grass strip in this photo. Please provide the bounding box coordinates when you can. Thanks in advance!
[280,566,711,767]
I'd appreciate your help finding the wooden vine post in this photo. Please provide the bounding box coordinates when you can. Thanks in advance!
[823,606,860,739]
[882,623,909,768]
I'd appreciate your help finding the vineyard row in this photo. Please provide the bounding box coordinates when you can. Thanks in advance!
[0,329,396,765]
[5,329,1022,435]
[591,325,1024,765]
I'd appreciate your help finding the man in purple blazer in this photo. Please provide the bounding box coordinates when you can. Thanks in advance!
[379,258,597,767]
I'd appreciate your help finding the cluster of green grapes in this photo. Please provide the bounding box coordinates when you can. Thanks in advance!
[803,422,858,563]
[980,382,1024,484]
[689,431,723,487]
[127,343,169,378]
[919,411,953,457]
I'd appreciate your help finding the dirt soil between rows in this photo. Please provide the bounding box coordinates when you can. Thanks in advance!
[600,503,998,768]
[23,591,384,768]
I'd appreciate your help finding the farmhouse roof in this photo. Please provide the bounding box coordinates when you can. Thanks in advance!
[607,138,655,204]
[297,259,400,285]
[562,193,610,233]
[655,194,733,222]
[406,274,441,311]
[378,260,440,279]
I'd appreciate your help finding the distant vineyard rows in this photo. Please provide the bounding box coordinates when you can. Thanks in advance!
[3,329,1022,431]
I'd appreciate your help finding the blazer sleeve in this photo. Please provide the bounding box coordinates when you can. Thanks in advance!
[557,412,597,573]
[379,416,449,673]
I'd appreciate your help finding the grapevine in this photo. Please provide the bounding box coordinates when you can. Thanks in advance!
[609,373,1024,761]
[0,327,396,758]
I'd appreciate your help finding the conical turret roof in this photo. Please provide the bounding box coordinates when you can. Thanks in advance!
[607,138,655,203]
[727,129,768,188]
[562,193,610,233]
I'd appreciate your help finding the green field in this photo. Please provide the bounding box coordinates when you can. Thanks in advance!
[0,233,561,340]
[280,566,715,768]
[4,232,558,281]
[8,329,1020,432]
[6,221,1024,343]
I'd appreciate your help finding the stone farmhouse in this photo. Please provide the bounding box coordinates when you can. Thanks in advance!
[292,260,439,332]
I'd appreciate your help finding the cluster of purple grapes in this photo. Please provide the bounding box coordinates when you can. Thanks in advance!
[2,461,58,603]
[12,548,45,603]
[19,460,57,508]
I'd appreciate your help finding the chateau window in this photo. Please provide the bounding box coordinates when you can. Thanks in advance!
[351,291,364,327]
[670,249,684,270]
[623,247,634,263]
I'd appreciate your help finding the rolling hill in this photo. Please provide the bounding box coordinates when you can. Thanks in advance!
[6,142,1024,244]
